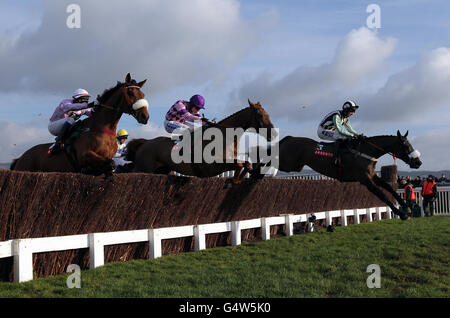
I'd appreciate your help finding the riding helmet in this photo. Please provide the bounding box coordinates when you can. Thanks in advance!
[190,94,205,109]
[117,129,129,138]
[72,88,91,99]
[342,100,359,112]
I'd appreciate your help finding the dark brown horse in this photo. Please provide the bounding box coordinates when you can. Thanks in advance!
[250,131,422,220]
[10,73,149,178]
[125,100,277,184]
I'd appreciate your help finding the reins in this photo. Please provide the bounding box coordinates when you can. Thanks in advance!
[361,138,397,159]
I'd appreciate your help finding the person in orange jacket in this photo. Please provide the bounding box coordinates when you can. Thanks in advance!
[421,175,437,217]
[401,179,416,213]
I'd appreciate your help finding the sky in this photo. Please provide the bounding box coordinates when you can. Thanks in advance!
[1,0,450,172]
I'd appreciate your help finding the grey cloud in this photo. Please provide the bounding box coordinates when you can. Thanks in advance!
[0,0,262,96]
[232,27,397,121]
[361,47,450,122]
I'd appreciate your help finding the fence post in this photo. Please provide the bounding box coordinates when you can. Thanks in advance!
[149,229,162,259]
[325,212,332,227]
[354,209,360,225]
[89,233,104,269]
[231,221,241,246]
[367,208,373,222]
[386,208,392,219]
[13,239,33,283]
[261,218,270,240]
[194,225,206,251]
[340,210,347,226]
[376,207,382,220]
[284,214,294,236]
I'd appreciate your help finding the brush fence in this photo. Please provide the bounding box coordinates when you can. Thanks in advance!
[0,206,394,283]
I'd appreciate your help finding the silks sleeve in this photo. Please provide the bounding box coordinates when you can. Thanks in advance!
[333,114,354,138]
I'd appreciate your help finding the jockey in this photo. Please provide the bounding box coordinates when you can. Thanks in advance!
[164,95,209,135]
[115,129,129,157]
[113,128,131,170]
[48,88,96,153]
[317,100,363,165]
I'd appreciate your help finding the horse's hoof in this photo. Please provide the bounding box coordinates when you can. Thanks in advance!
[326,225,335,232]
[400,213,409,221]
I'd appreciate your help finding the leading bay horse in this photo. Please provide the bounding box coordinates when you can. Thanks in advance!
[125,100,277,184]
[250,131,422,220]
[10,73,149,179]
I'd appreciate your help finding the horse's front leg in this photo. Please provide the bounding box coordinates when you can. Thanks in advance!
[361,178,408,220]
[232,162,244,184]
[372,175,410,213]
[81,151,115,180]
[232,161,251,184]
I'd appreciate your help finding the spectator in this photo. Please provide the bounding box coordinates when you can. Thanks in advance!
[421,175,437,217]
[398,176,406,187]
[413,176,422,187]
[401,179,417,216]
[438,173,447,183]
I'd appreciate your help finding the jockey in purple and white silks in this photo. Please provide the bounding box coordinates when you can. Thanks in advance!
[48,88,96,153]
[164,94,207,134]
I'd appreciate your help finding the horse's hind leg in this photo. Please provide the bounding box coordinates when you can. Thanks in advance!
[361,178,408,220]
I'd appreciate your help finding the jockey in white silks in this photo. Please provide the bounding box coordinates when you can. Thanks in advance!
[317,100,363,165]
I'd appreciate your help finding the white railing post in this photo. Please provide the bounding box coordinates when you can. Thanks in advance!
[148,229,162,259]
[261,218,270,240]
[376,207,382,221]
[367,208,373,222]
[354,209,360,225]
[231,221,241,246]
[340,210,347,226]
[325,212,332,227]
[284,214,294,237]
[194,225,206,251]
[13,239,33,283]
[89,233,104,269]
[386,208,392,219]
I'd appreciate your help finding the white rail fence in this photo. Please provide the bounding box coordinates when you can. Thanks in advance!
[0,206,394,283]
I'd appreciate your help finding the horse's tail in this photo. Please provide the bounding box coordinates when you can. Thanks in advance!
[10,159,18,170]
[125,138,147,162]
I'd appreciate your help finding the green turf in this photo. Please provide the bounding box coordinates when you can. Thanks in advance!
[0,216,448,297]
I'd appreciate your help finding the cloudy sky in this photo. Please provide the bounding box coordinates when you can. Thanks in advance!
[1,0,450,172]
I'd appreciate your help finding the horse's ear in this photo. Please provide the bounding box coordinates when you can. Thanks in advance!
[404,130,409,138]
[137,79,147,88]
[125,73,131,83]
[397,130,401,138]
[248,99,255,107]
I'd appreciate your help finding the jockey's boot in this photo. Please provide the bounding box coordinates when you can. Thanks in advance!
[51,122,73,154]
[333,140,343,167]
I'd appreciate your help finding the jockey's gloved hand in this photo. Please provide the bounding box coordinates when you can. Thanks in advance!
[201,117,214,125]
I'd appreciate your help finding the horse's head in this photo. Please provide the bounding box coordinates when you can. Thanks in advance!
[394,130,422,169]
[247,99,277,141]
[97,73,150,124]
[120,73,149,124]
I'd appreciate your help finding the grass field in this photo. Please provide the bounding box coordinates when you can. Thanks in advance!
[0,217,448,298]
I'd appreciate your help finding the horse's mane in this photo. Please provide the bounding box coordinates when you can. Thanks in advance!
[96,79,139,103]
[218,107,250,123]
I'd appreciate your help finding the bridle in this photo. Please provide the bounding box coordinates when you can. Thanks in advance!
[96,85,147,114]
[92,84,148,136]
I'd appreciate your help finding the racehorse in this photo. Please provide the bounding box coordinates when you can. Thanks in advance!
[10,73,149,179]
[250,131,422,220]
[125,100,277,184]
